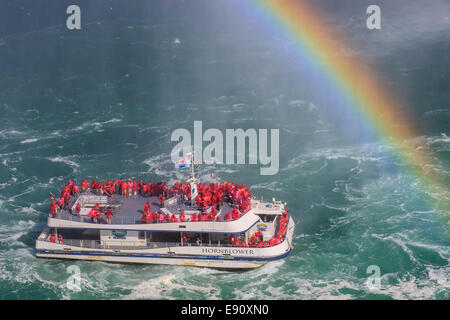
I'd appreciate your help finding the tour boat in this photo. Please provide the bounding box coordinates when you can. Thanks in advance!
[36,156,295,269]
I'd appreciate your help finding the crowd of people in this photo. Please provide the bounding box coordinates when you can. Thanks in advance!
[138,181,252,224]
[228,209,289,248]
[49,178,78,216]
[48,232,63,244]
[80,179,170,198]
[50,179,252,215]
[48,178,289,248]
[86,204,114,223]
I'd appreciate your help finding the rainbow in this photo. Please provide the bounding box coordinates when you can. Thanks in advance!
[248,0,449,218]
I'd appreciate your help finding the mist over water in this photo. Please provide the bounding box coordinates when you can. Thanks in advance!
[0,0,449,299]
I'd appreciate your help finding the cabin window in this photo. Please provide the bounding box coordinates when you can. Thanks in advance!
[138,231,145,240]
[151,232,181,243]
[259,214,276,223]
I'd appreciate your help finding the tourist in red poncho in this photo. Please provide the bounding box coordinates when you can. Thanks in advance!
[133,181,137,195]
[182,233,189,246]
[95,209,102,223]
[141,211,151,224]
[49,234,56,243]
[142,183,148,195]
[158,212,165,223]
[58,234,63,244]
[179,211,185,222]
[127,180,133,195]
[158,193,165,207]
[121,181,127,196]
[63,192,70,208]
[144,201,151,213]
[105,208,113,223]
[73,184,79,195]
[269,237,276,247]
[87,208,95,221]
[75,202,81,215]
[49,201,57,216]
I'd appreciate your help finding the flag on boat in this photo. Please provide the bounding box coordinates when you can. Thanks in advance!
[175,156,191,169]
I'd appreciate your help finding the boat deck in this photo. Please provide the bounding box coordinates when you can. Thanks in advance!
[54,191,237,225]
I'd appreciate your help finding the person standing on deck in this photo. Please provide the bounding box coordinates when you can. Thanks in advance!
[49,234,56,243]
[63,192,70,209]
[75,202,81,215]
[127,180,132,196]
[182,233,189,246]
[49,201,57,216]
[73,183,79,196]
[159,193,166,207]
[105,208,113,223]
[179,211,186,222]
[95,208,102,223]
[121,181,128,196]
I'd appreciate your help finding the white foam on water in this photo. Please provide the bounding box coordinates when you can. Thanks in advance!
[0,130,23,139]
[250,181,283,192]
[18,205,41,217]
[293,278,361,300]
[47,156,80,169]
[123,143,138,148]
[283,143,386,173]
[370,233,450,263]
[0,231,28,247]
[366,266,450,300]
[20,138,38,144]
[288,99,307,106]
[424,109,450,116]
[124,271,221,300]
[0,220,36,248]
[0,220,36,234]
[73,118,122,133]
[222,260,284,292]
[233,274,360,300]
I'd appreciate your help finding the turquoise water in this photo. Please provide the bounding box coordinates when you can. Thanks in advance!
[0,0,449,299]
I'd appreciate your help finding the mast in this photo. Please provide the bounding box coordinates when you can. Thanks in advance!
[191,144,195,181]
[188,145,198,207]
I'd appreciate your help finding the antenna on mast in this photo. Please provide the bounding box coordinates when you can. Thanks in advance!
[191,144,195,181]
[187,145,198,207]
[186,145,198,183]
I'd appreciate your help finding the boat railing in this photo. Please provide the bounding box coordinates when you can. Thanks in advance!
[51,210,249,225]
[58,239,249,250]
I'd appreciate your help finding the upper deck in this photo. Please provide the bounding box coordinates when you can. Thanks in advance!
[48,191,271,233]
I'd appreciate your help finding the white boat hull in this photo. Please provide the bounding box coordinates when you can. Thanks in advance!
[36,217,295,269]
